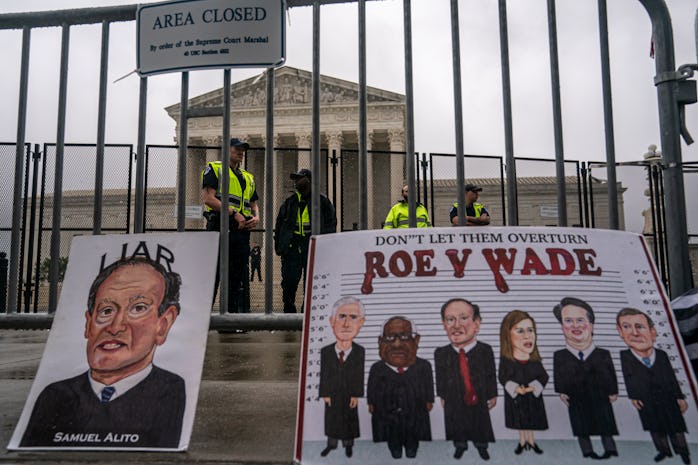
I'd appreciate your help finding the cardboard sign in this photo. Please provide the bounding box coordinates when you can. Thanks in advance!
[295,226,698,464]
[8,232,218,451]
[137,0,286,76]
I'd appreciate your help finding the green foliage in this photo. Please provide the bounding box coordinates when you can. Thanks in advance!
[35,256,68,282]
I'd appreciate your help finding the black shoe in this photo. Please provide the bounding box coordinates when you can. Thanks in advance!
[477,448,490,461]
[583,452,602,460]
[454,447,467,459]
[515,443,525,455]
[680,452,691,465]
[654,452,671,462]
[405,448,417,458]
[600,450,618,459]
[390,448,402,459]
[345,446,353,457]
[320,445,336,457]
[529,443,543,454]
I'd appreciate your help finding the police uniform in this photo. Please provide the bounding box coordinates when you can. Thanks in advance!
[202,161,258,313]
[383,200,431,229]
[274,188,336,313]
[449,202,489,224]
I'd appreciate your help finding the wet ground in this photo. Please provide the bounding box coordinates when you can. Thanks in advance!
[0,329,302,464]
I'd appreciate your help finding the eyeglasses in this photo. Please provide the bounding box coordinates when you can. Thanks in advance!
[382,333,416,343]
[443,315,473,327]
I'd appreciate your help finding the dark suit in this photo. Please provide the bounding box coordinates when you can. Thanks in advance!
[620,349,689,457]
[21,366,185,448]
[434,342,497,450]
[553,347,618,456]
[318,343,364,448]
[367,358,434,455]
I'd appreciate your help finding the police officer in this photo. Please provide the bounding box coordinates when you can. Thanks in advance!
[202,138,259,313]
[450,184,490,226]
[274,169,336,313]
[383,184,431,229]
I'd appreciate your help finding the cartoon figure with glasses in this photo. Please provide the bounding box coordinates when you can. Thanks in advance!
[318,296,366,458]
[434,298,497,461]
[21,256,185,448]
[498,310,548,455]
[367,316,434,459]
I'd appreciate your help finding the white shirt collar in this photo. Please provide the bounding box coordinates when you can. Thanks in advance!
[334,344,353,358]
[452,340,478,354]
[88,364,153,402]
[566,343,596,360]
[630,347,656,366]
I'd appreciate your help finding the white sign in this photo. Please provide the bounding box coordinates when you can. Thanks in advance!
[172,205,203,219]
[540,205,559,218]
[295,227,698,464]
[8,232,218,451]
[137,0,286,76]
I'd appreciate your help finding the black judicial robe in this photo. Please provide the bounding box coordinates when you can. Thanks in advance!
[367,358,434,443]
[21,366,185,448]
[553,347,618,437]
[620,349,687,434]
[498,357,549,430]
[318,342,365,440]
[434,342,497,443]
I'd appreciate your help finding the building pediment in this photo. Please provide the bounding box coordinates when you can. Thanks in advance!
[165,65,404,117]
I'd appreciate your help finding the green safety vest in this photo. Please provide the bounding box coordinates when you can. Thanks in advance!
[384,201,431,229]
[295,192,311,236]
[452,202,485,218]
[202,161,255,216]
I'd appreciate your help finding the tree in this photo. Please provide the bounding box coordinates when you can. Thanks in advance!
[35,256,68,283]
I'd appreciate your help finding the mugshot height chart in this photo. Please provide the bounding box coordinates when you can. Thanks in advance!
[295,226,698,465]
[8,232,218,451]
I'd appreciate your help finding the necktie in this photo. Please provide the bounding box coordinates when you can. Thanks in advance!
[642,357,652,367]
[338,351,345,364]
[578,351,584,361]
[101,386,116,403]
[459,348,478,406]
[397,367,405,374]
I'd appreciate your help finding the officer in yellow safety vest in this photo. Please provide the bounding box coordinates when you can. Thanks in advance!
[201,138,259,313]
[274,168,337,313]
[383,185,432,229]
[450,184,490,226]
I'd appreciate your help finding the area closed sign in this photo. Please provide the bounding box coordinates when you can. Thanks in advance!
[137,0,286,76]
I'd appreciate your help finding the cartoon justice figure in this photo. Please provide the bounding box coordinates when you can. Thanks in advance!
[553,297,619,460]
[434,298,497,461]
[498,310,548,455]
[318,297,366,458]
[367,316,434,459]
[21,256,185,448]
[616,307,690,464]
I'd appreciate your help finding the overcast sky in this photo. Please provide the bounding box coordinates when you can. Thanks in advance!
[0,0,696,233]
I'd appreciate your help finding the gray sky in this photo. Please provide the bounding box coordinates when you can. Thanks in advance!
[0,0,696,233]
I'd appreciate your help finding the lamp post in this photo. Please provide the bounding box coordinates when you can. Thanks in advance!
[643,144,668,288]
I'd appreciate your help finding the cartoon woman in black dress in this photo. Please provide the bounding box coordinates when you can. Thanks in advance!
[499,310,549,454]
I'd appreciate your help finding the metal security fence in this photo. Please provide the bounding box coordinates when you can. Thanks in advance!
[428,153,506,228]
[1,1,696,329]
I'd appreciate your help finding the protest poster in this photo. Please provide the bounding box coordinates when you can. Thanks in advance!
[8,232,218,451]
[295,226,698,464]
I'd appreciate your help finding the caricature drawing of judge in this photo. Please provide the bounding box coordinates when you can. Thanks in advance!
[616,308,690,464]
[21,256,185,448]
[318,296,366,458]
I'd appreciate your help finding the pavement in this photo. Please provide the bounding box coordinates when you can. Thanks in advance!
[0,329,302,465]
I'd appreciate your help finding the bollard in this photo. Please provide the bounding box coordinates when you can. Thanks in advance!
[0,252,7,313]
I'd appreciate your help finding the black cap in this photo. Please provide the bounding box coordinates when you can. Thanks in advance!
[230,138,250,150]
[290,168,312,180]
[465,184,483,193]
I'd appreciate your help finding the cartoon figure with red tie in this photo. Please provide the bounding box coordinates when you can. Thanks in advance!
[434,298,497,461]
